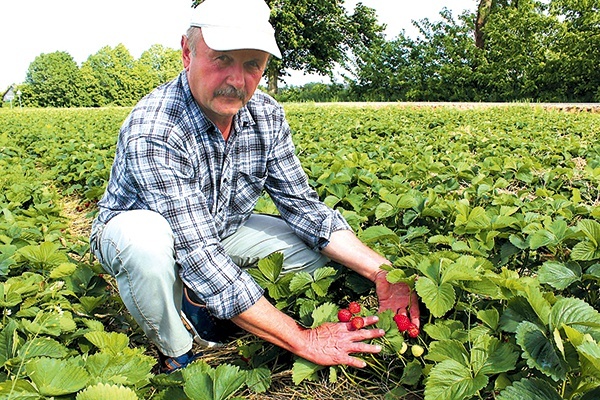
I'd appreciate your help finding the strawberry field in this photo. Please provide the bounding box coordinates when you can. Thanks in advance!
[0,104,599,399]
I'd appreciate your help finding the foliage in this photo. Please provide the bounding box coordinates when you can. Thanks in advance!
[17,45,182,108]
[1,104,600,399]
[347,0,600,102]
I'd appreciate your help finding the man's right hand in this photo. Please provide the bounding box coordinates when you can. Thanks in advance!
[231,297,385,368]
[299,316,385,368]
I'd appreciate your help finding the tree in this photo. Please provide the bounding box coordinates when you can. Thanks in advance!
[138,45,183,89]
[80,44,149,107]
[547,0,600,101]
[21,51,85,107]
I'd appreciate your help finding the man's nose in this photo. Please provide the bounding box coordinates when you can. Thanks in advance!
[226,63,245,88]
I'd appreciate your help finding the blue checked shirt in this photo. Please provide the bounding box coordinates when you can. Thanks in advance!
[94,72,350,319]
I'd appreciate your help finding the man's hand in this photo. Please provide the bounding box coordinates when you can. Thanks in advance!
[375,270,420,327]
[299,316,385,368]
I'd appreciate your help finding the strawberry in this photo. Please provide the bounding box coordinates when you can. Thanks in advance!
[411,344,425,357]
[407,324,420,338]
[393,314,412,332]
[350,316,365,330]
[337,308,353,322]
[348,301,361,314]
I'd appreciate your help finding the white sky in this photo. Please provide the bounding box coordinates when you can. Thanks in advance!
[0,0,476,91]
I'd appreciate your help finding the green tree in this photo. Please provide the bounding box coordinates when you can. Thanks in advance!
[548,0,600,101]
[80,44,150,107]
[21,51,85,107]
[137,45,183,89]
[481,0,561,101]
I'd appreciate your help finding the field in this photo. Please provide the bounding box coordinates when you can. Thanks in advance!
[0,104,599,399]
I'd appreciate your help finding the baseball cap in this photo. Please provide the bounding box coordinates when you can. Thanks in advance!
[190,0,282,59]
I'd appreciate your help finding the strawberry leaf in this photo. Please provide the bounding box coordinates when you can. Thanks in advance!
[292,358,325,385]
[25,357,89,396]
[515,321,569,381]
[415,276,455,318]
[496,378,562,400]
[424,359,488,400]
[76,383,139,400]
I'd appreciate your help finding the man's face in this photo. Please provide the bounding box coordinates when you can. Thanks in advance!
[182,32,270,125]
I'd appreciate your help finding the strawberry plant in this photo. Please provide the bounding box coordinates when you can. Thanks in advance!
[1,105,600,398]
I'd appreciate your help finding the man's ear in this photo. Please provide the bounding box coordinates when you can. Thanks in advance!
[181,35,192,69]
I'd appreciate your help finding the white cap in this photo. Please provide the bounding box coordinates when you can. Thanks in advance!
[190,0,282,59]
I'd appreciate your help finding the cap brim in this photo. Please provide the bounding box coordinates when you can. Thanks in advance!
[199,26,282,59]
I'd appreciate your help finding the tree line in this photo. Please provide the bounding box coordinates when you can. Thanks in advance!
[4,0,599,107]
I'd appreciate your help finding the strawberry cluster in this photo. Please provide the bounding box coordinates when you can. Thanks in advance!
[393,313,420,338]
[337,301,364,330]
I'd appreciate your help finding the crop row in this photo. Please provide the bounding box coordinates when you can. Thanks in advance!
[0,105,599,399]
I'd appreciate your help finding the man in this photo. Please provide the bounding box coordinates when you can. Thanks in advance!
[90,0,419,373]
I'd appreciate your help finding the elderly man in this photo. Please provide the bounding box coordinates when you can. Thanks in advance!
[90,0,419,373]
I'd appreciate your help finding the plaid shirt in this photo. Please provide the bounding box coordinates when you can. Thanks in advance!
[94,72,350,319]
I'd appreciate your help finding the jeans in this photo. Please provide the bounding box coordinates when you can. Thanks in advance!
[90,210,328,357]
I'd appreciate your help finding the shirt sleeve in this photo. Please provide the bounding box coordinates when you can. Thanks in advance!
[126,133,263,320]
[264,113,351,250]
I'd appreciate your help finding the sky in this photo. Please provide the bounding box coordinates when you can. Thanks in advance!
[0,0,477,92]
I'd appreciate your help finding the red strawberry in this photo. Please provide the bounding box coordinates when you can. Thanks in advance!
[350,316,365,330]
[337,308,353,322]
[393,314,412,332]
[348,301,361,314]
[407,324,420,338]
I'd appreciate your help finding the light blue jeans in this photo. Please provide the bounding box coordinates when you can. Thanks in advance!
[90,210,328,357]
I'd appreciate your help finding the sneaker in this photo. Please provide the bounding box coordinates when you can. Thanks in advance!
[159,350,202,374]
[181,286,232,348]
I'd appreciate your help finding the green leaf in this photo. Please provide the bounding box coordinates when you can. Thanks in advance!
[424,359,488,400]
[425,340,469,365]
[578,340,600,371]
[441,256,480,284]
[549,297,600,331]
[571,240,600,261]
[212,364,247,400]
[577,219,600,246]
[0,379,40,399]
[86,348,154,387]
[311,302,337,328]
[289,272,313,293]
[515,321,569,381]
[292,358,325,385]
[17,242,68,269]
[0,319,19,365]
[496,378,563,400]
[359,226,400,244]
[477,308,499,331]
[375,202,396,220]
[499,296,543,333]
[257,252,283,283]
[76,383,139,400]
[415,276,455,318]
[18,337,69,360]
[25,357,89,396]
[538,261,581,289]
[84,331,129,356]
[183,365,213,400]
[399,359,422,386]
[49,262,78,279]
[245,367,271,393]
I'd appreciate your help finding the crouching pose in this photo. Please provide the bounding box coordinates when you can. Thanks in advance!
[90,0,419,373]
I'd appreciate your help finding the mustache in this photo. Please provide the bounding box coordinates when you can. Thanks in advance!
[214,86,246,101]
